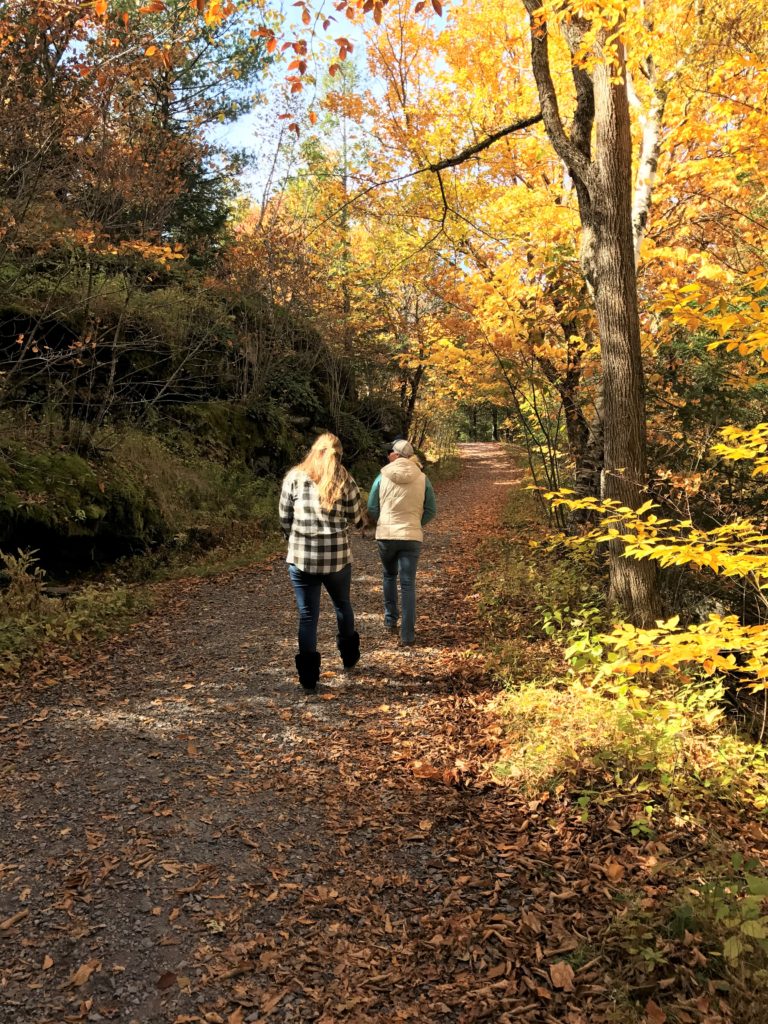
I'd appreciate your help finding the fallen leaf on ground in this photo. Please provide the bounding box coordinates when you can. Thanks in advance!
[549,960,575,991]
[69,959,100,987]
[0,909,28,930]
[604,859,625,882]
[646,998,667,1023]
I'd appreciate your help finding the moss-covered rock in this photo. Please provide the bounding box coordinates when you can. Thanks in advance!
[160,399,301,475]
[0,440,169,552]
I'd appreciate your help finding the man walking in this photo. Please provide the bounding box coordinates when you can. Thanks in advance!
[367,439,437,646]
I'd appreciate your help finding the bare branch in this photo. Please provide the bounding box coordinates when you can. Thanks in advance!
[426,113,542,172]
[304,111,541,240]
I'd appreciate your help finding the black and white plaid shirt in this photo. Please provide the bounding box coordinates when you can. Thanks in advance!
[279,469,364,574]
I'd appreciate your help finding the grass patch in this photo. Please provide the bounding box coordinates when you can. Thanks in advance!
[0,549,154,678]
[0,525,283,681]
[426,454,462,483]
[115,518,282,583]
[0,435,283,678]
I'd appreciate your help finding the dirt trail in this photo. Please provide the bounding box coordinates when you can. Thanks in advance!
[1,445,604,1024]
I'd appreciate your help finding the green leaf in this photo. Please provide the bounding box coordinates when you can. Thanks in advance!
[723,935,744,961]
[741,920,768,939]
[746,874,768,897]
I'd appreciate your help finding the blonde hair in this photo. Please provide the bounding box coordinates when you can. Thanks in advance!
[297,432,347,511]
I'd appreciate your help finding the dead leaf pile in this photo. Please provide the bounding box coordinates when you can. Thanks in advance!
[1,445,765,1024]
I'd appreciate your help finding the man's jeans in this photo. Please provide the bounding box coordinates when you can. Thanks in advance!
[288,563,355,654]
[377,540,421,644]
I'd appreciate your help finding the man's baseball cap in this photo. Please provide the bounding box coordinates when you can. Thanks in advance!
[390,439,415,458]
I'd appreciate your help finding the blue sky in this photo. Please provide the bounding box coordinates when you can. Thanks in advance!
[208,1,370,198]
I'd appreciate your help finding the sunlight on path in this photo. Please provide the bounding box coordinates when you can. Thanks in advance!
[1,444,541,1024]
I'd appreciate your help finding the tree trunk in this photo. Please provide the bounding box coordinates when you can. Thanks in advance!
[522,0,661,625]
[632,80,666,264]
[402,363,425,436]
[575,387,604,500]
[536,352,591,486]
[590,49,660,624]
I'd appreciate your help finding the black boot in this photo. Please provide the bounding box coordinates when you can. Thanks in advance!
[337,631,360,670]
[295,651,321,692]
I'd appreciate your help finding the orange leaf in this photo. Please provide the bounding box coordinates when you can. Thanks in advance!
[308,111,318,125]
[145,45,158,56]
[0,909,28,930]
[260,989,289,1015]
[431,0,443,13]
[70,959,100,987]
[94,0,108,15]
[549,961,575,991]
[410,760,443,782]
[604,859,625,882]
[645,998,667,1024]
[266,36,277,53]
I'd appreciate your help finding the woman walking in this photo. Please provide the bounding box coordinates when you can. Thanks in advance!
[367,438,437,646]
[279,433,365,692]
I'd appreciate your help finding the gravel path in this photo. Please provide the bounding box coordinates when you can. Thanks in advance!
[2,444,573,1024]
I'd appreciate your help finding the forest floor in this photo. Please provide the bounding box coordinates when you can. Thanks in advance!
[1,444,765,1024]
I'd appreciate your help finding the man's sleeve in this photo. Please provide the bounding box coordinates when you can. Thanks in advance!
[367,474,382,522]
[278,475,294,538]
[422,477,437,526]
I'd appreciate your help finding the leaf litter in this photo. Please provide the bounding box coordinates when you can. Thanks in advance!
[1,444,764,1023]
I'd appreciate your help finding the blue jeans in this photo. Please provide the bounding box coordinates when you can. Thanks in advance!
[377,540,421,644]
[288,563,355,654]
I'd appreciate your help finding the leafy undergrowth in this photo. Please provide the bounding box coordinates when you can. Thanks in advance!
[0,414,283,569]
[113,519,282,585]
[0,549,154,679]
[426,453,462,483]
[0,526,281,680]
[475,478,768,1022]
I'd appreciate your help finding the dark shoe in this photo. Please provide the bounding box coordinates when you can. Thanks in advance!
[336,631,361,670]
[384,621,397,634]
[295,651,321,691]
